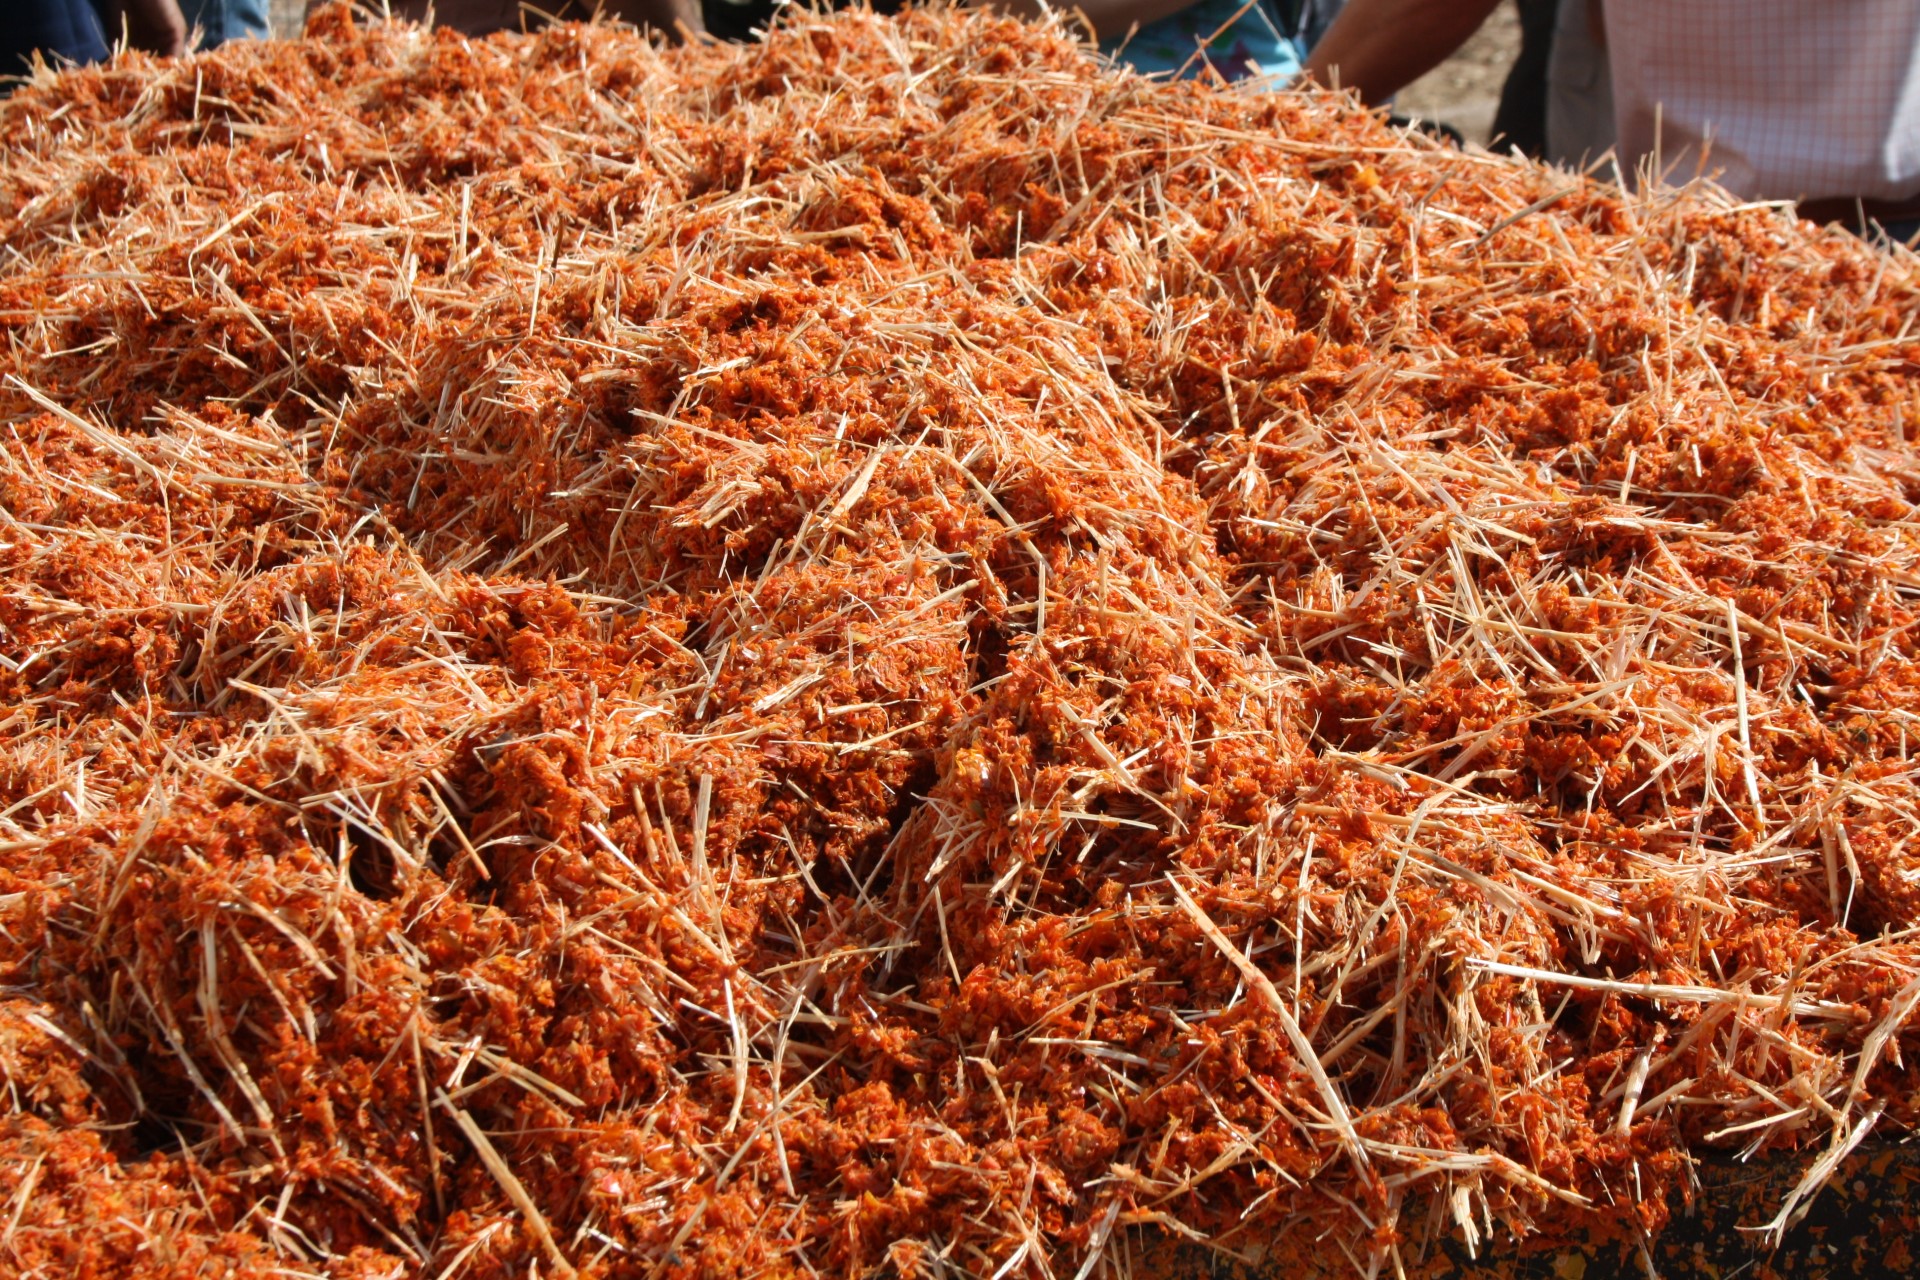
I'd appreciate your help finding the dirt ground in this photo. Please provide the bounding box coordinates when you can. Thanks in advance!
[267,0,1524,144]
[268,0,304,36]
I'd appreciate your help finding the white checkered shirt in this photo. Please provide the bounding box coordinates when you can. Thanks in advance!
[1604,0,1920,201]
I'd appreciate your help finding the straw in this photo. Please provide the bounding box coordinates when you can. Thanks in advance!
[2,4,1919,1277]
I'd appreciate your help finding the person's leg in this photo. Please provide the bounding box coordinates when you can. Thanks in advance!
[355,0,556,36]
[1492,0,1558,157]
[2,0,110,81]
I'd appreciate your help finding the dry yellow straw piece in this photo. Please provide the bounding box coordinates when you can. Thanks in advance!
[437,1091,578,1278]
[1167,875,1371,1178]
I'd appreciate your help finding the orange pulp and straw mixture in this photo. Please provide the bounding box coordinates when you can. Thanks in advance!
[3,7,1920,1277]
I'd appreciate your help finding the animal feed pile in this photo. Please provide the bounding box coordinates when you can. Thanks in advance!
[3,7,1920,1277]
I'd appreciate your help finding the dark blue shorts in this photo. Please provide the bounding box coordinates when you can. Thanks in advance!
[2,0,110,81]
[1872,217,1920,250]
